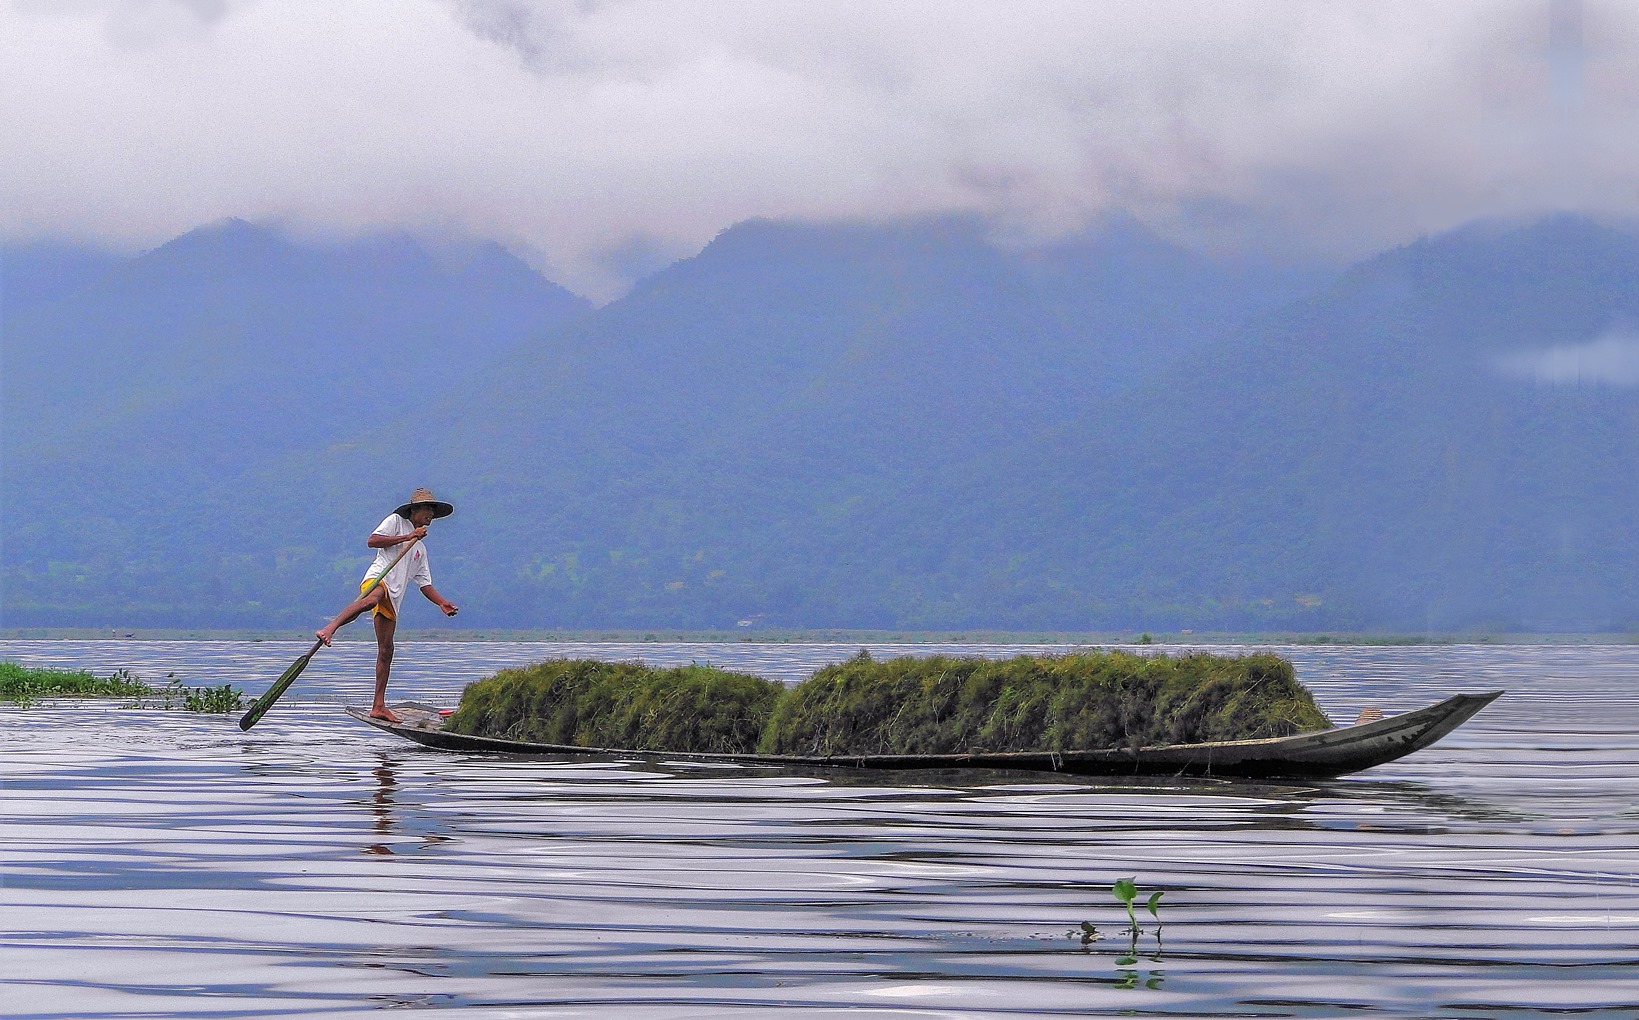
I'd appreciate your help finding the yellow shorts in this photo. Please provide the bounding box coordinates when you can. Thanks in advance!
[362,579,397,622]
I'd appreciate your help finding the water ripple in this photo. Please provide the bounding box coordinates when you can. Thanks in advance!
[1,640,1636,1017]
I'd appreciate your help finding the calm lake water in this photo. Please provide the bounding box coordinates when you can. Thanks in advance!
[1,639,1635,1018]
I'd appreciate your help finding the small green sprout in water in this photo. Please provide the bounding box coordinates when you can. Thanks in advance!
[1113,877,1140,932]
[1113,878,1164,935]
[1111,879,1166,989]
[1068,879,1165,987]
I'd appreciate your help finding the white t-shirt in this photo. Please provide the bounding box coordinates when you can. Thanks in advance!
[364,513,433,614]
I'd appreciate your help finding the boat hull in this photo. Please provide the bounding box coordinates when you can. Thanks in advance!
[345,691,1501,779]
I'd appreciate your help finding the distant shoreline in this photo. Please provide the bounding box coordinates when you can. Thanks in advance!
[3,627,1635,645]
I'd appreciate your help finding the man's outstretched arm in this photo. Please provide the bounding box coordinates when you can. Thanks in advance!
[421,584,459,617]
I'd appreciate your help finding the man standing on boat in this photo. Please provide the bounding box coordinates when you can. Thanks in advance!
[316,488,460,722]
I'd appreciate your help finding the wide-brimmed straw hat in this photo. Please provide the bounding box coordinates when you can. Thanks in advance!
[395,487,454,520]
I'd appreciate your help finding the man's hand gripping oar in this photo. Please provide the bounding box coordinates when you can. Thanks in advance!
[237,536,423,731]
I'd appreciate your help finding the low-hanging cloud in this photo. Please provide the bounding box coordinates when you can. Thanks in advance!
[1496,331,1639,386]
[2,0,1635,300]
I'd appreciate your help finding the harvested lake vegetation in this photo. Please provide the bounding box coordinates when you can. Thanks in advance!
[445,659,783,752]
[0,661,244,713]
[446,649,1332,754]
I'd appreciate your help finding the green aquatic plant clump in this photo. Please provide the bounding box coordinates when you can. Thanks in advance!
[445,659,785,753]
[179,683,245,713]
[0,662,152,703]
[1,662,246,712]
[757,649,1331,756]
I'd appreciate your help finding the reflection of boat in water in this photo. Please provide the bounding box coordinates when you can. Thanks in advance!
[345,690,1502,780]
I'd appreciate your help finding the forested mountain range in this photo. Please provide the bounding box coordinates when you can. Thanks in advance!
[5,214,1637,632]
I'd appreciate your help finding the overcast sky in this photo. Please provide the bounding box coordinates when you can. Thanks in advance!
[1,0,1629,299]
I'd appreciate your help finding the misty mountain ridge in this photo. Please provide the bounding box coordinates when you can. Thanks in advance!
[6,212,1639,632]
[2,218,592,460]
[930,213,1639,630]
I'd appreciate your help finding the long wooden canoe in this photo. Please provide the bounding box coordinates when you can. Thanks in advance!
[344,689,1501,779]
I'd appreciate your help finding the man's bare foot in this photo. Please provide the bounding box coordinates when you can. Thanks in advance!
[315,627,334,647]
[369,705,402,723]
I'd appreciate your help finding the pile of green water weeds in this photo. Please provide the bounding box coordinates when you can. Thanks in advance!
[0,661,245,713]
[446,659,782,752]
[446,650,1332,755]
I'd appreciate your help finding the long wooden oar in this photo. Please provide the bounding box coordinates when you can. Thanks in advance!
[238,536,423,731]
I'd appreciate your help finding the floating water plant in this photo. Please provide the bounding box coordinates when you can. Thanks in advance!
[1,663,151,706]
[1108,878,1166,988]
[1,662,245,713]
[1113,877,1164,936]
[179,683,245,713]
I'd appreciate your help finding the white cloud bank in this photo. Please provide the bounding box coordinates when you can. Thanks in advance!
[1497,331,1639,386]
[2,0,1635,299]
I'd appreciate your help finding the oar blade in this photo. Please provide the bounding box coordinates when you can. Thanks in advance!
[238,644,320,731]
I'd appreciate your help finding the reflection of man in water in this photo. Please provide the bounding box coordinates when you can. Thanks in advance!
[315,488,460,722]
[365,760,396,855]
